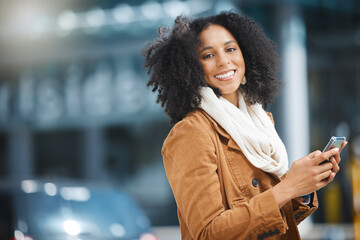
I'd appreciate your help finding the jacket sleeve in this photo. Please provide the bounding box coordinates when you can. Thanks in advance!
[292,192,318,224]
[162,118,287,240]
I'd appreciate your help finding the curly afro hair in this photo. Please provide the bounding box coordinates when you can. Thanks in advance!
[143,10,281,125]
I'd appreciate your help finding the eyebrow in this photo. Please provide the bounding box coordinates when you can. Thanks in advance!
[199,40,236,53]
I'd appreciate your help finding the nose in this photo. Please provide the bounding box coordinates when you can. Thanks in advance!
[216,52,230,67]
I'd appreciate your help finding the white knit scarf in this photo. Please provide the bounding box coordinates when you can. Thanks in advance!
[199,87,288,178]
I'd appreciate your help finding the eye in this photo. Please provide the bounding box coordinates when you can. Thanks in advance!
[226,47,236,52]
[202,53,214,60]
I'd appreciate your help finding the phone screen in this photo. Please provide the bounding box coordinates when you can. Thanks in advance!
[320,136,346,164]
[322,136,346,153]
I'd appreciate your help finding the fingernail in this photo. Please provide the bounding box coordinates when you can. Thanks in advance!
[334,148,339,151]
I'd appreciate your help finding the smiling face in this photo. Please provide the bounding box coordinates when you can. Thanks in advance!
[198,24,245,106]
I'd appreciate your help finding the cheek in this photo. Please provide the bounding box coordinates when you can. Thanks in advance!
[237,55,245,68]
[201,62,214,78]
[199,63,209,79]
[232,53,243,63]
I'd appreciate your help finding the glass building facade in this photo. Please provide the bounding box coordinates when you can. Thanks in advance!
[0,0,359,237]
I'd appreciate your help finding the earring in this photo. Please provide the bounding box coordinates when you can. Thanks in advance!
[241,76,247,85]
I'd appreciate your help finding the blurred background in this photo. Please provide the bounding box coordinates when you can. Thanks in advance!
[0,0,359,239]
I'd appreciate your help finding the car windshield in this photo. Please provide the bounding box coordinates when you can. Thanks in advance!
[14,186,150,239]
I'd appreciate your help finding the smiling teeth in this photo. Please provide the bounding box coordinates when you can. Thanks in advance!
[215,71,235,79]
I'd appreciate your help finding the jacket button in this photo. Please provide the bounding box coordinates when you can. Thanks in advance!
[252,178,259,187]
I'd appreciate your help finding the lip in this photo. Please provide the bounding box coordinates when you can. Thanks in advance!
[214,69,236,81]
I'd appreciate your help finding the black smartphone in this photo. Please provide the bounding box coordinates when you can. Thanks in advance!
[320,136,346,164]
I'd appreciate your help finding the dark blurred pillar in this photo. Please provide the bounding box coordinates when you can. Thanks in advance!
[7,126,33,179]
[80,127,106,179]
[357,58,360,131]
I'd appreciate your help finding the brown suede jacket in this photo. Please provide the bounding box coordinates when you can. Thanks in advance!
[162,109,318,240]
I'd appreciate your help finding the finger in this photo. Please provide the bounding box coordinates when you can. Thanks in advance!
[339,141,348,152]
[315,148,339,165]
[333,151,341,164]
[318,169,332,181]
[334,141,348,164]
[308,150,322,159]
[330,157,340,173]
[316,171,334,189]
[317,162,333,171]
[324,172,336,184]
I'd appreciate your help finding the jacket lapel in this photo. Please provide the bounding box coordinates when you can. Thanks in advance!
[200,110,242,152]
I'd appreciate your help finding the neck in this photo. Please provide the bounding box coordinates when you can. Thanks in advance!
[223,91,239,108]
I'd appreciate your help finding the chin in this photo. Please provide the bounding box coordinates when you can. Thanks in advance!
[221,85,241,94]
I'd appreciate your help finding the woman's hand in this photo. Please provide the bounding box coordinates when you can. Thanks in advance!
[272,142,347,208]
[329,140,348,175]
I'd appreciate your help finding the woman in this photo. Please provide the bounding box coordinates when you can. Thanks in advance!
[143,11,347,239]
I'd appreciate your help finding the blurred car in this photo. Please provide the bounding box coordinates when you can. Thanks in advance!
[0,178,158,240]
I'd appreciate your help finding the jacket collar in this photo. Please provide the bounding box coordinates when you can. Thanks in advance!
[199,109,240,151]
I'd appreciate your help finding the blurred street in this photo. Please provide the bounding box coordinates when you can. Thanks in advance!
[154,226,181,240]
[154,224,354,240]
